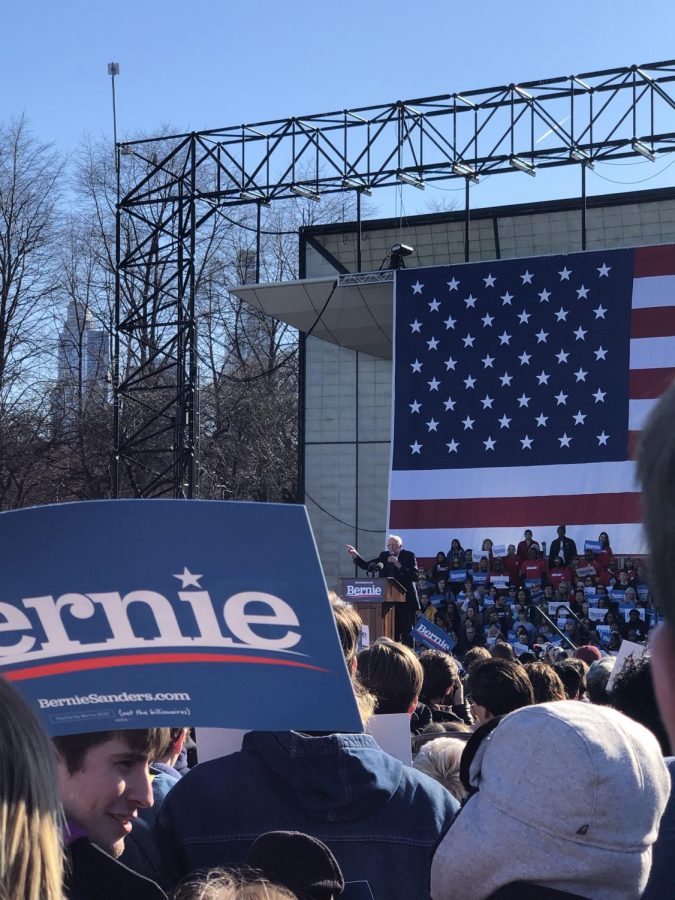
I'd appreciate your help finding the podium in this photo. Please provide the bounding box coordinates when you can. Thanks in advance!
[339,577,406,642]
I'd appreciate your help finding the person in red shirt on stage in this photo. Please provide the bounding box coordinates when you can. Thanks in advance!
[520,545,547,586]
[594,531,613,571]
[503,544,520,585]
[548,557,574,591]
[516,529,540,562]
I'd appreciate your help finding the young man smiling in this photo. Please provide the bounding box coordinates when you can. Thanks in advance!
[54,728,169,899]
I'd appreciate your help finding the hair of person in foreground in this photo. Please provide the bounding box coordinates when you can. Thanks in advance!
[412,736,468,802]
[172,869,296,900]
[0,677,64,900]
[329,592,375,723]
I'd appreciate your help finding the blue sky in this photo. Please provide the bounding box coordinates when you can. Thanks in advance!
[3,0,675,218]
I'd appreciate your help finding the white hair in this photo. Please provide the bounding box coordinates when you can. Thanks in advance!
[387,534,403,545]
[413,737,467,802]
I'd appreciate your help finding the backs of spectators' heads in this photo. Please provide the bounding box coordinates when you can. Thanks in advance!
[329,594,375,724]
[431,702,671,900]
[553,658,588,700]
[490,641,515,661]
[246,830,345,899]
[357,639,423,714]
[586,657,615,705]
[610,654,671,755]
[172,869,297,899]
[637,381,675,751]
[523,661,567,704]
[465,659,534,724]
[0,678,63,900]
[413,738,468,803]
[418,650,459,705]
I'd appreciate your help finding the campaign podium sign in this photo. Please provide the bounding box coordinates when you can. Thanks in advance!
[0,500,362,736]
[339,578,405,641]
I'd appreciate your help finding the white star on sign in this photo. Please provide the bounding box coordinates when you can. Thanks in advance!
[447,439,460,453]
[593,305,607,319]
[594,346,608,361]
[536,370,550,386]
[447,277,460,291]
[463,333,475,348]
[555,307,569,322]
[576,285,590,299]
[428,377,440,391]
[409,400,421,413]
[482,354,495,369]
[500,372,513,387]
[521,270,534,284]
[517,393,531,408]
[412,280,424,294]
[556,349,569,364]
[597,431,610,445]
[174,567,203,589]
[426,418,439,432]
[445,356,457,371]
[574,368,588,382]
[410,319,422,333]
[559,266,572,281]
[535,329,549,343]
[573,326,587,341]
[410,441,423,454]
[427,337,439,350]
[462,415,475,430]
[481,313,495,327]
[573,410,586,425]
[444,315,457,330]
[498,331,512,345]
[558,433,572,448]
[429,299,441,312]
[518,351,532,366]
[464,294,477,309]
[597,263,611,277]
[411,359,423,373]
[484,274,497,287]
[481,394,494,409]
[518,310,531,324]
[538,288,551,303]
[499,414,512,429]
[443,397,456,411]
[501,291,514,306]
[483,436,496,451]
[593,388,606,403]
[555,390,569,405]
[464,375,476,389]
[521,435,533,449]
[535,413,548,428]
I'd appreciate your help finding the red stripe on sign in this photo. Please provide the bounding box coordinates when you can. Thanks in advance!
[629,368,675,399]
[4,652,329,682]
[634,245,675,278]
[631,308,675,339]
[390,492,641,529]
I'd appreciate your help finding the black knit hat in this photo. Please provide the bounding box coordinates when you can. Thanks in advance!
[247,831,345,899]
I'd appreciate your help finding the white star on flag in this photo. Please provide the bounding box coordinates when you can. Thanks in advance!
[447,277,460,290]
[411,359,423,372]
[555,308,569,322]
[410,320,422,332]
[555,390,568,405]
[498,331,512,345]
[597,263,611,277]
[556,349,570,364]
[573,410,586,425]
[483,436,496,450]
[463,334,475,348]
[482,354,495,368]
[573,326,587,341]
[427,337,439,350]
[535,413,548,427]
[500,372,513,387]
[593,305,607,319]
[426,418,439,431]
[484,274,497,287]
[501,291,514,305]
[445,356,457,370]
[520,435,533,449]
[594,346,608,360]
[517,394,531,408]
[444,315,456,329]
[447,439,460,452]
[576,285,590,299]
[410,441,422,454]
[574,368,588,382]
[535,329,549,343]
[464,294,477,308]
[412,281,424,294]
[538,288,551,302]
[597,431,610,445]
[443,397,456,411]
[481,313,494,327]
[536,370,550,385]
[559,266,572,280]
[518,351,532,365]
[174,567,203,589]
[593,388,606,403]
[499,414,512,428]
[462,415,475,430]
[428,377,440,391]
[464,375,476,389]
[429,299,441,311]
[521,271,534,284]
[559,433,572,448]
[481,395,494,409]
[409,400,421,413]
[518,310,531,324]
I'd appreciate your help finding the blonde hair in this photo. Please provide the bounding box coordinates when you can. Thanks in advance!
[0,679,63,900]
[413,737,468,802]
[329,592,375,724]
[172,869,296,900]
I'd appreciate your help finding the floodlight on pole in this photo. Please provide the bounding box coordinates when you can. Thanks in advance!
[290,184,321,201]
[452,161,479,182]
[509,155,536,176]
[342,177,373,196]
[632,139,656,161]
[396,170,425,189]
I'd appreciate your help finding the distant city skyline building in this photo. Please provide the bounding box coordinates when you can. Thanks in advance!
[52,300,109,423]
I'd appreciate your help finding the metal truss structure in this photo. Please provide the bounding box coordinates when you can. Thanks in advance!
[115,59,675,498]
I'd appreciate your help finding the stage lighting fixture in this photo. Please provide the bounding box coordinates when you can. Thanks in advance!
[120,143,134,156]
[509,155,536,176]
[570,147,593,167]
[396,170,425,190]
[290,184,321,201]
[391,243,414,257]
[342,177,373,196]
[389,243,415,269]
[452,161,479,182]
[632,139,655,161]
[240,189,269,203]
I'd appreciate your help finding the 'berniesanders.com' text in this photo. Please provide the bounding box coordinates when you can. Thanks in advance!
[38,690,191,708]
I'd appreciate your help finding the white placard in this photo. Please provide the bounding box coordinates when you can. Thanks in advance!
[367,713,413,767]
[588,607,606,623]
[195,727,248,763]
[606,640,647,691]
[492,544,507,558]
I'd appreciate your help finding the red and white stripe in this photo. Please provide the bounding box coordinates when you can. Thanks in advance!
[388,244,675,558]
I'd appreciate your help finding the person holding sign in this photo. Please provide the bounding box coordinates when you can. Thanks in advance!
[346,535,420,646]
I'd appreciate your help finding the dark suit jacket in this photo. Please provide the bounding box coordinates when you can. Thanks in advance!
[548,536,578,565]
[354,548,420,609]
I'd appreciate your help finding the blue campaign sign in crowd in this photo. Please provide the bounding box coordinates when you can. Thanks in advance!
[0,500,361,736]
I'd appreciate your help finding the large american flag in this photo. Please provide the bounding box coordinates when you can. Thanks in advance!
[388,244,675,558]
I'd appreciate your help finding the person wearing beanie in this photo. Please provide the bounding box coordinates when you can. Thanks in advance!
[431,702,671,899]
[247,831,344,900]
[573,644,602,666]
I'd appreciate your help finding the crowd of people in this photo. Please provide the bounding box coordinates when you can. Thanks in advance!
[415,526,656,659]
[2,386,675,898]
